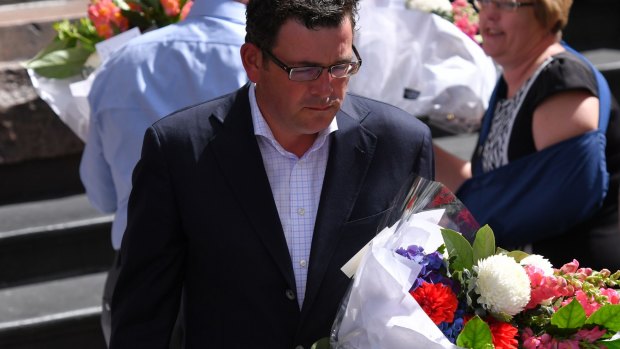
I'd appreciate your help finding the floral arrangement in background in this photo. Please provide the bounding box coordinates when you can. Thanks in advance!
[24,0,193,78]
[397,226,620,348]
[406,0,480,43]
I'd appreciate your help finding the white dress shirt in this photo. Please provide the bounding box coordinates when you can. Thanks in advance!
[249,84,338,308]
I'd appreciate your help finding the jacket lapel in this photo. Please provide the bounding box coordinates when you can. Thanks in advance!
[209,86,297,292]
[301,98,377,315]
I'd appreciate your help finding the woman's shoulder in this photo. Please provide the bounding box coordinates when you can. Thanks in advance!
[536,51,598,95]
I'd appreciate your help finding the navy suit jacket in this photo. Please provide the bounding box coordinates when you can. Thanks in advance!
[110,85,434,348]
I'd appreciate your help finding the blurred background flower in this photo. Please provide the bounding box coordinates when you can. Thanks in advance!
[406,0,480,43]
[23,0,193,78]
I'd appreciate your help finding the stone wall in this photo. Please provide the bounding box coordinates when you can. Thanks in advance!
[0,0,86,165]
[0,62,83,164]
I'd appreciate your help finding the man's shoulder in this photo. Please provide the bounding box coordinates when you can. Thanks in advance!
[344,93,431,134]
[153,88,240,131]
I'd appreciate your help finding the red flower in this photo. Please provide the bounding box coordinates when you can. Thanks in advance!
[462,316,518,349]
[488,319,518,349]
[410,282,458,325]
[428,186,456,208]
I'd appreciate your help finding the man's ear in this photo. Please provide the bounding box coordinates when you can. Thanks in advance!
[241,43,262,83]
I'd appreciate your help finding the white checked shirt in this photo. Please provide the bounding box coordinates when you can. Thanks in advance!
[249,84,338,308]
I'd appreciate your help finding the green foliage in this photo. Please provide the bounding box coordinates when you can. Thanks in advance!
[456,316,494,349]
[598,338,620,349]
[586,304,620,332]
[23,0,190,79]
[551,298,586,329]
[472,224,495,265]
[23,19,101,79]
[441,228,473,272]
[505,249,530,263]
[310,337,331,349]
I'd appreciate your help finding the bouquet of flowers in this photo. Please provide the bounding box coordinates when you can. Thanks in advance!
[22,0,192,141]
[317,177,620,349]
[348,1,496,136]
[24,0,193,79]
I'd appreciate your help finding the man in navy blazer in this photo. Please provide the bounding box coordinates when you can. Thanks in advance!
[110,0,434,348]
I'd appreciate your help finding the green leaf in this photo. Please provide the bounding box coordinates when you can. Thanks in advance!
[597,338,620,349]
[505,250,529,262]
[586,304,620,332]
[25,39,71,64]
[27,47,94,79]
[441,228,473,272]
[456,316,494,349]
[472,224,495,265]
[310,337,331,349]
[551,298,586,329]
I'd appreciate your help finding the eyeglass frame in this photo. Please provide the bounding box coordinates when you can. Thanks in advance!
[475,0,535,12]
[261,45,363,82]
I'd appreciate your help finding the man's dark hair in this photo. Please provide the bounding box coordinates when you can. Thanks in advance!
[245,0,359,51]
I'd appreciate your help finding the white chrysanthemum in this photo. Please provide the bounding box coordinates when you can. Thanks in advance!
[520,254,554,276]
[475,254,531,316]
[406,0,452,13]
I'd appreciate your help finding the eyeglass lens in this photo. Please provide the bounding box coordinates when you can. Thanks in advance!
[475,0,533,11]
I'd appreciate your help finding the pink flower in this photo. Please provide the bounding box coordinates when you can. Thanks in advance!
[601,288,620,304]
[562,290,601,316]
[525,265,572,309]
[160,0,180,17]
[560,259,580,274]
[574,326,607,343]
[450,0,479,42]
[557,341,580,349]
[180,0,193,20]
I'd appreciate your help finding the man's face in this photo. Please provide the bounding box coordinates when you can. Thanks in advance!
[243,16,355,149]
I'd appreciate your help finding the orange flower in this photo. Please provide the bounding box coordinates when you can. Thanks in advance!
[88,0,128,38]
[160,0,181,17]
[410,282,458,325]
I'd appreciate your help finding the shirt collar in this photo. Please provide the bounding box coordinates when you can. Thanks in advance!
[187,0,246,24]
[248,83,338,156]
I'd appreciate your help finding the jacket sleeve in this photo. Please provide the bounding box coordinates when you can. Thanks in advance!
[110,126,185,349]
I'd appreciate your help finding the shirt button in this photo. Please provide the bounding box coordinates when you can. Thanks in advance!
[297,208,305,216]
[285,289,296,301]
[299,259,307,268]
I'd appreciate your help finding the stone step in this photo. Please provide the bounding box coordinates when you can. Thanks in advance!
[0,272,107,349]
[0,193,114,288]
[0,192,111,347]
[0,152,85,206]
[0,0,88,62]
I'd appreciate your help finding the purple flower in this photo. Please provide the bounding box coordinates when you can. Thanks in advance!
[397,245,451,292]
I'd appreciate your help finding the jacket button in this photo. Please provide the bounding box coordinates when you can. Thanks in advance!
[285,289,296,301]
[295,346,304,349]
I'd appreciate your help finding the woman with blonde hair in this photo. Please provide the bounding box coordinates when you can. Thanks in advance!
[435,0,620,270]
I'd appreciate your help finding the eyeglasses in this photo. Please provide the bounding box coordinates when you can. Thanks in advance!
[475,0,535,12]
[262,46,363,82]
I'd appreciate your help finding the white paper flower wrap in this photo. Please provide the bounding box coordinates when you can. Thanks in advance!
[332,210,464,349]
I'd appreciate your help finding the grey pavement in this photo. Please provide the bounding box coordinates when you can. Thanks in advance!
[434,132,477,160]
